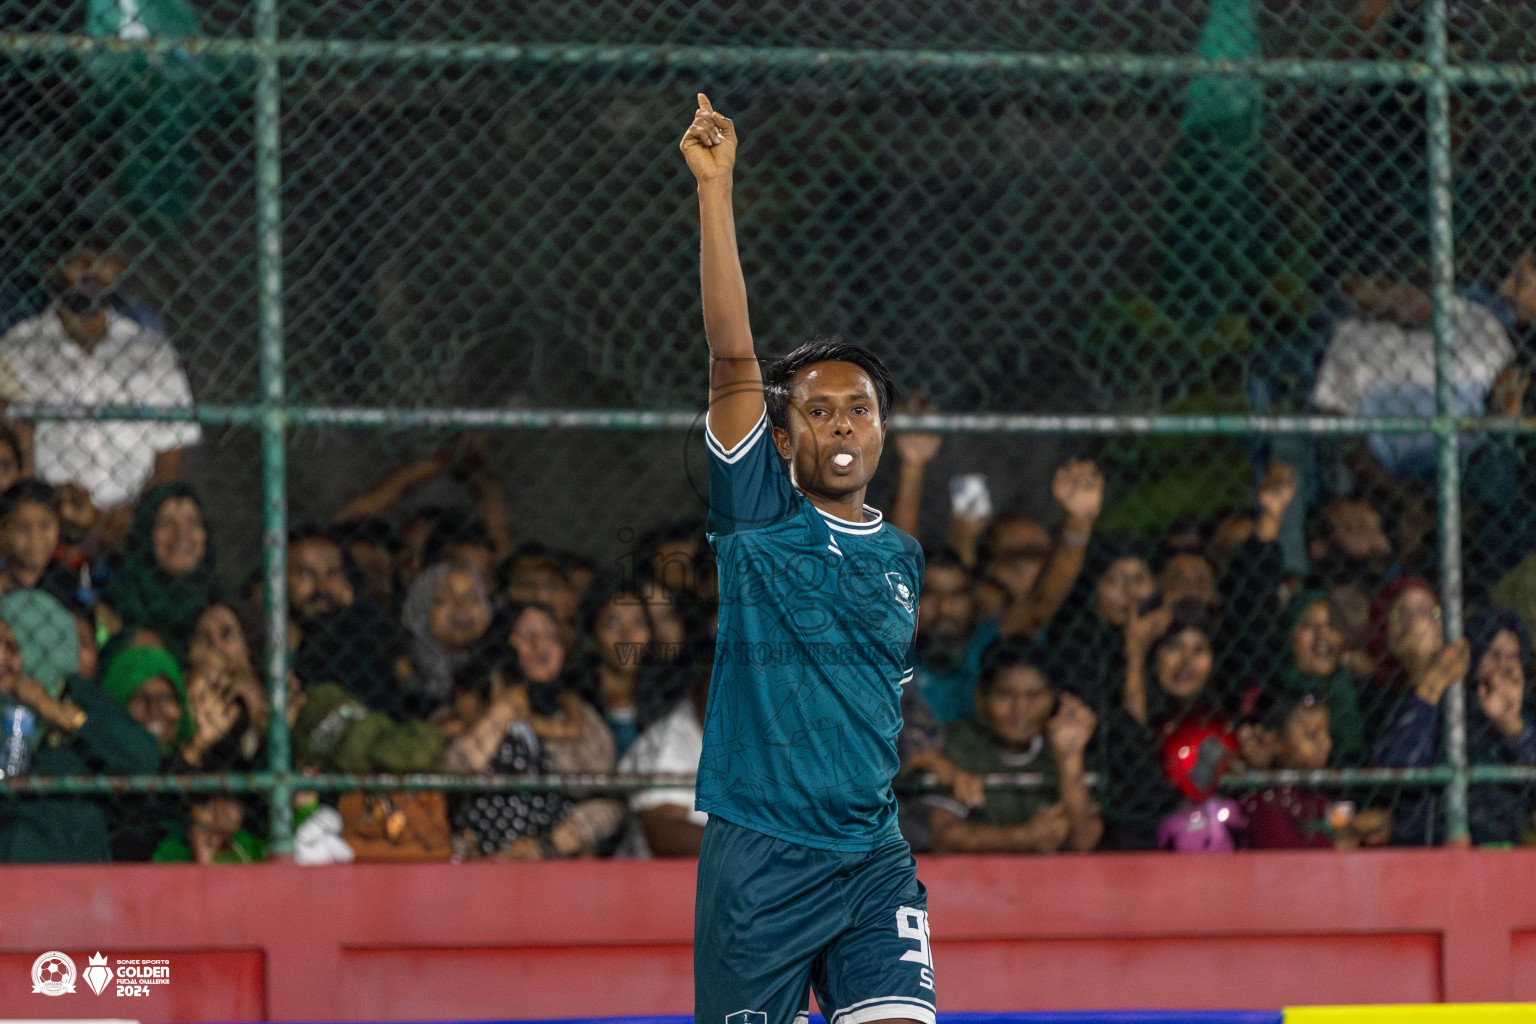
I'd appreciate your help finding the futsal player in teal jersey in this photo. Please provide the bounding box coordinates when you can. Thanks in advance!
[681,95,936,1024]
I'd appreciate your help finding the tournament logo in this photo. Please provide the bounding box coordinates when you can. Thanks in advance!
[885,571,916,614]
[31,950,76,996]
[83,952,114,995]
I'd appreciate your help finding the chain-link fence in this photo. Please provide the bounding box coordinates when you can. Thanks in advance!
[0,0,1534,863]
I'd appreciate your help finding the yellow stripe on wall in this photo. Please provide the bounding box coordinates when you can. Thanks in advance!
[1287,1006,1536,1024]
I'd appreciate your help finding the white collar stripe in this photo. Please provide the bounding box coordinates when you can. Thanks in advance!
[817,504,884,535]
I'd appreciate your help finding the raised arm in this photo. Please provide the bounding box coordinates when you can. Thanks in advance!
[999,459,1103,639]
[681,93,763,450]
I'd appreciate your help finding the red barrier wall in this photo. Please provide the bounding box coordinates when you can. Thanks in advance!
[8,849,1536,1022]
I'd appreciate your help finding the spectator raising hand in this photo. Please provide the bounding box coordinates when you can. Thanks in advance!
[180,657,243,770]
[1254,462,1297,544]
[996,458,1105,640]
[1413,638,1471,708]
[888,393,943,543]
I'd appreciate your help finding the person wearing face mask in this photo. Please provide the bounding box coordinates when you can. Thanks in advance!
[0,234,199,520]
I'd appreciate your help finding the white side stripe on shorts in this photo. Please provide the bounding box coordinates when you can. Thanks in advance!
[830,994,937,1024]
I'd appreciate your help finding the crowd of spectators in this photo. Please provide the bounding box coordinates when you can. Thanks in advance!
[4,149,1536,861]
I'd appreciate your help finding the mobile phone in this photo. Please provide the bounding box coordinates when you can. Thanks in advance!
[949,474,992,520]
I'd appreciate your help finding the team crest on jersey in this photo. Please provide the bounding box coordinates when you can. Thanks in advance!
[885,571,916,614]
[726,1011,768,1024]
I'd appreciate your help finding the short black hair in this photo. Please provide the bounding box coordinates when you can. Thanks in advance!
[0,479,55,524]
[333,516,396,552]
[923,546,972,577]
[763,340,898,432]
[1253,690,1329,733]
[423,511,493,568]
[289,521,343,549]
[976,638,1051,697]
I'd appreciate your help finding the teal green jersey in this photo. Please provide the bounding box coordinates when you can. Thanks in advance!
[699,411,923,851]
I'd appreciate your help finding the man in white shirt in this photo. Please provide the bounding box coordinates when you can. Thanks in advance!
[0,240,200,513]
[616,680,707,857]
[1311,275,1516,567]
[1313,287,1513,479]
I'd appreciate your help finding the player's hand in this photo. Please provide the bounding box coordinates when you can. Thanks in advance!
[1045,693,1097,762]
[680,93,737,184]
[1051,458,1104,523]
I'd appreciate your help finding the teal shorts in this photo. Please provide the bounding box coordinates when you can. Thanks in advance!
[693,815,936,1024]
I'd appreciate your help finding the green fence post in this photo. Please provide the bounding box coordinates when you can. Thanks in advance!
[255,0,292,857]
[1426,0,1470,845]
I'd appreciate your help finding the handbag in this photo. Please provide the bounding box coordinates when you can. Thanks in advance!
[337,790,452,862]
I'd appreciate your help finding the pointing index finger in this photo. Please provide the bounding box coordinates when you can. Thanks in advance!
[697,92,714,114]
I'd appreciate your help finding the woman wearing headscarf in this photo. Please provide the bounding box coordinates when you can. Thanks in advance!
[1266,589,1371,767]
[1373,606,1536,846]
[101,482,221,661]
[398,560,492,719]
[101,644,258,859]
[0,594,158,862]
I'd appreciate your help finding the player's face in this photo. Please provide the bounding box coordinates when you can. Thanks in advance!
[773,361,885,499]
[980,665,1055,747]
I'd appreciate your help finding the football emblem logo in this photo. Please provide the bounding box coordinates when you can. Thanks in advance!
[32,950,76,996]
[886,572,916,614]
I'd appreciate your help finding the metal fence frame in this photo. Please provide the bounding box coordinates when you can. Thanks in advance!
[2,0,1528,854]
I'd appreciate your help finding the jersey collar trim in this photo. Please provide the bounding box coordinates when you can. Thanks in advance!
[704,409,768,465]
[815,504,884,536]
